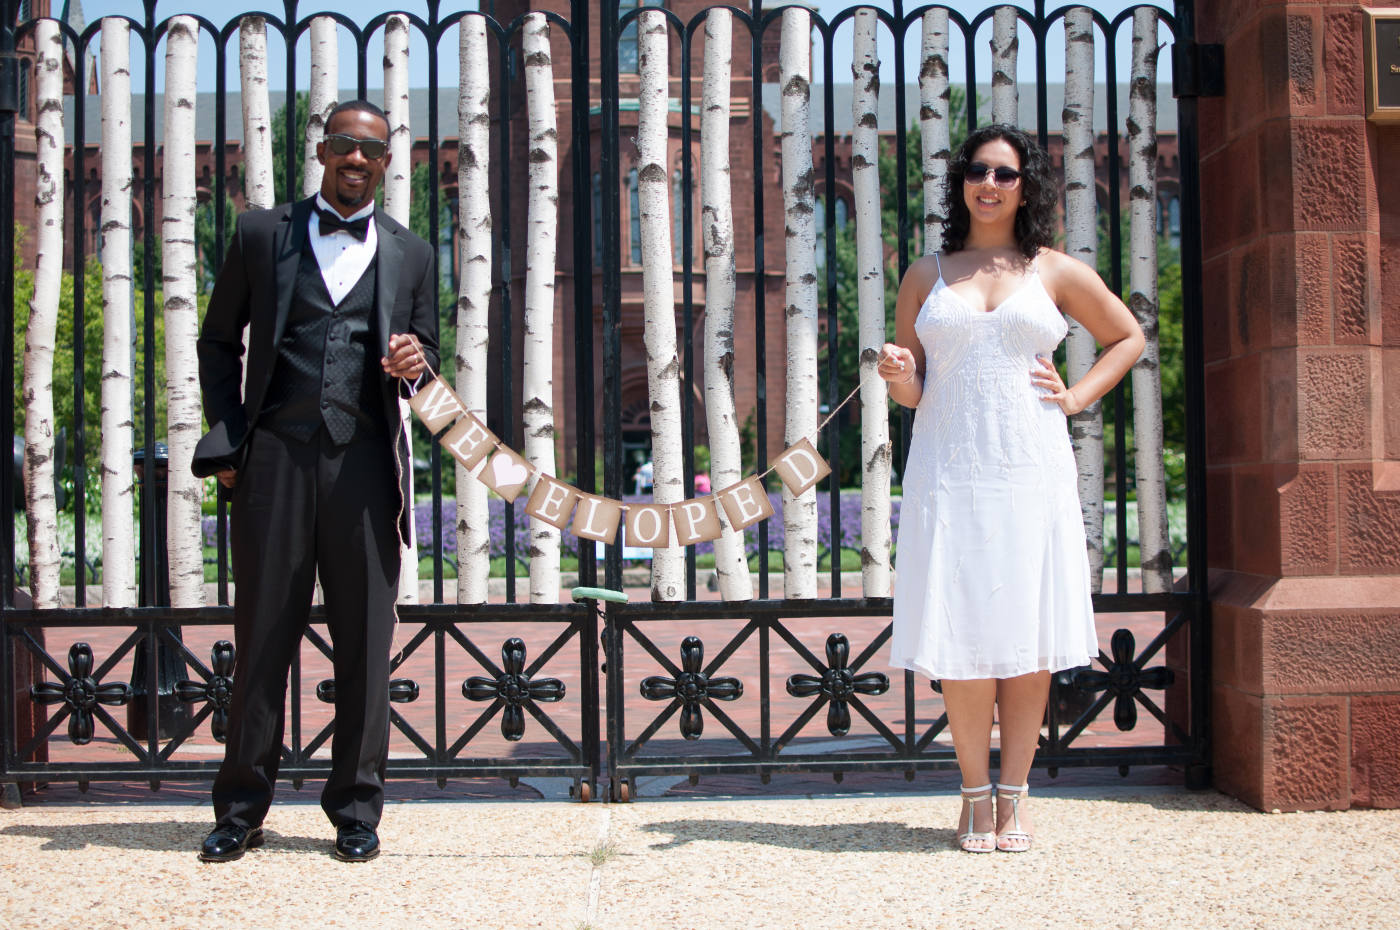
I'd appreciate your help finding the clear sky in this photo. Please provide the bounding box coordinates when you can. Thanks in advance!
[69,1,1173,97]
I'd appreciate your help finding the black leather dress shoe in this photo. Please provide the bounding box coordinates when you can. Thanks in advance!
[198,824,264,863]
[334,821,380,862]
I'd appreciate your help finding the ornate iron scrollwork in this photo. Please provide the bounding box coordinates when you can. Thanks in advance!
[31,643,132,745]
[315,678,422,704]
[639,636,742,740]
[463,638,565,741]
[174,640,235,743]
[786,633,889,737]
[1073,628,1175,731]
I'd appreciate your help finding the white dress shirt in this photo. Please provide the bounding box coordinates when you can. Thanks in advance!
[310,193,377,306]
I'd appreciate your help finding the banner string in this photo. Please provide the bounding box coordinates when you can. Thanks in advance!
[408,352,893,498]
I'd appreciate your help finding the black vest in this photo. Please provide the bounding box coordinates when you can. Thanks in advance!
[260,240,384,445]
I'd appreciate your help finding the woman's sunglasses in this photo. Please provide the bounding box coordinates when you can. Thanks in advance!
[324,133,388,160]
[964,163,1022,189]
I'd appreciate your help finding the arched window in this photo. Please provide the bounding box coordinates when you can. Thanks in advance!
[618,0,640,74]
[17,58,30,124]
[628,168,641,265]
[1167,196,1181,248]
[814,197,849,269]
[672,169,684,264]
[439,198,456,293]
[592,172,602,267]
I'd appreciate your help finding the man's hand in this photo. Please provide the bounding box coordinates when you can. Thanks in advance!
[215,469,237,489]
[382,333,428,380]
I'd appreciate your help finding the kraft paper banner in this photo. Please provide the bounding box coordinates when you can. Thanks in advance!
[441,412,497,472]
[480,447,533,502]
[408,375,468,436]
[672,496,724,546]
[716,476,774,530]
[525,474,581,530]
[773,437,831,496]
[625,504,672,549]
[570,493,624,544]
[418,374,838,549]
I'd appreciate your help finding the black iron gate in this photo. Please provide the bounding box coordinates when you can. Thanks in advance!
[1,1,1215,803]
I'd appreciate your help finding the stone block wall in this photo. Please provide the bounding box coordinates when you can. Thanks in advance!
[1200,1,1400,810]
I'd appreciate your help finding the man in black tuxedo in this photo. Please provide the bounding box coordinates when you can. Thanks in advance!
[193,100,437,863]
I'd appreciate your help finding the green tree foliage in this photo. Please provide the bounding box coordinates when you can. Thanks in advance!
[196,193,238,292]
[272,91,310,206]
[12,224,172,513]
[1096,216,1186,499]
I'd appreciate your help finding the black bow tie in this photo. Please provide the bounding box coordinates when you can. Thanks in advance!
[316,206,371,241]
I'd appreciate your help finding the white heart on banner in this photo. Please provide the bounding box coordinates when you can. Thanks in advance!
[492,453,530,489]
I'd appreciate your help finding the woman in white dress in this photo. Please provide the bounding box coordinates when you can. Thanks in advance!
[879,125,1144,852]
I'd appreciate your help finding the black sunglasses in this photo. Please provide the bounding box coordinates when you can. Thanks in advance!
[963,163,1022,189]
[324,133,388,160]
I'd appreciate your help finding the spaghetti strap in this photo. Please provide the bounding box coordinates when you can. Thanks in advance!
[934,251,943,282]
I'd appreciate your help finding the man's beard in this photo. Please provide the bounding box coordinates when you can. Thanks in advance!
[338,186,369,209]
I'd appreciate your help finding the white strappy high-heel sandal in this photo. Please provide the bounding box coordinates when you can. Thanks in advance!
[957,784,996,853]
[995,783,1032,852]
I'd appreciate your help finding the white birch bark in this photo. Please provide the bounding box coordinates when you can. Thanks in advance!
[852,10,890,597]
[383,15,412,219]
[383,14,419,602]
[1129,9,1171,593]
[700,8,751,601]
[780,8,819,599]
[455,17,492,603]
[99,18,136,608]
[162,16,204,608]
[522,14,560,603]
[637,11,684,601]
[22,20,64,609]
[991,7,1019,125]
[239,17,274,211]
[919,9,951,254]
[303,16,338,199]
[1063,6,1104,593]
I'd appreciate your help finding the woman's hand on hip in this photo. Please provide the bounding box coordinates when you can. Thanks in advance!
[1032,355,1083,415]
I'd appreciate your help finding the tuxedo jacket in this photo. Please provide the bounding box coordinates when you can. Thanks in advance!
[194,197,440,541]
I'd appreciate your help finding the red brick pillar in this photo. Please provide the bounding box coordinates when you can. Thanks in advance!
[1199,1,1400,811]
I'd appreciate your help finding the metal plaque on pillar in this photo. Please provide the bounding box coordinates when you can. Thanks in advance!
[1364,8,1400,122]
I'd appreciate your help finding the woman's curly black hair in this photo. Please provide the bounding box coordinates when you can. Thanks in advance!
[940,123,1057,260]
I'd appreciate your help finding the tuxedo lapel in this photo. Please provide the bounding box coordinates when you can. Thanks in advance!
[271,198,313,350]
[374,208,404,358]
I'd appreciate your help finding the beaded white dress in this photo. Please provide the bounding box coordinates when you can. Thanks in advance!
[889,254,1097,680]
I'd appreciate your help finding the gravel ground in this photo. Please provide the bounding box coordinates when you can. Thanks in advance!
[3,785,1398,930]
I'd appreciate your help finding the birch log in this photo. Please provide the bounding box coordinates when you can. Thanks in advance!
[163,16,204,607]
[1063,6,1104,592]
[637,11,684,600]
[239,17,274,211]
[522,14,561,602]
[991,7,1019,125]
[303,16,338,198]
[1129,9,1171,593]
[919,9,951,254]
[701,9,751,601]
[852,10,891,597]
[22,20,64,608]
[780,8,819,599]
[383,14,419,602]
[456,17,492,603]
[99,18,137,608]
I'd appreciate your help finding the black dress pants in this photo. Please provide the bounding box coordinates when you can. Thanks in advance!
[212,426,401,829]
